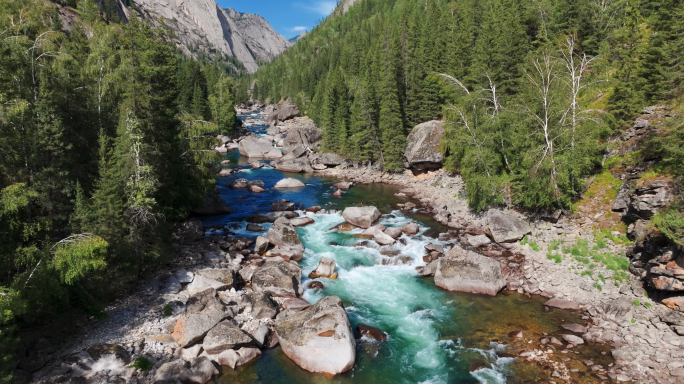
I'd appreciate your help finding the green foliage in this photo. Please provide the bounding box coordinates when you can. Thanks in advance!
[0,2,232,378]
[631,318,636,323]
[644,302,652,309]
[581,270,593,278]
[131,356,153,372]
[163,304,172,317]
[547,253,562,263]
[548,240,561,251]
[52,235,108,285]
[634,300,641,306]
[594,282,603,291]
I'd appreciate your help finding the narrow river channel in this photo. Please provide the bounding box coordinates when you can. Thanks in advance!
[201,115,611,384]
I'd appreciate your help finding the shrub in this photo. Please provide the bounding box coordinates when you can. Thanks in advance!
[131,357,154,372]
[163,304,172,317]
[547,253,562,263]
[633,300,641,306]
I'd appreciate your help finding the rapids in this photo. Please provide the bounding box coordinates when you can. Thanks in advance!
[205,115,611,384]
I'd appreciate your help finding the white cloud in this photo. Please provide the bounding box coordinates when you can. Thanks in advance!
[291,26,308,32]
[295,1,336,16]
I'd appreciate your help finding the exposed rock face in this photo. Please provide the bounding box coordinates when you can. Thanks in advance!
[433,246,506,296]
[613,178,675,220]
[275,296,355,375]
[317,153,344,166]
[239,137,275,158]
[486,209,532,243]
[274,178,306,189]
[404,120,445,170]
[251,261,303,298]
[274,157,313,173]
[342,207,382,229]
[243,291,278,319]
[135,1,290,73]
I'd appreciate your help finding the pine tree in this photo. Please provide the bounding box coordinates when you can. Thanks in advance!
[379,31,407,172]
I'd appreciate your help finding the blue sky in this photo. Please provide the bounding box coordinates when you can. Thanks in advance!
[217,1,337,39]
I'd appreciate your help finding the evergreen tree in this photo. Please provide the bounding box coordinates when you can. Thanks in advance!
[378,30,407,172]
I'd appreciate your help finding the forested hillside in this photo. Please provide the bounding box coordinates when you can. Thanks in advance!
[250,0,684,210]
[0,1,240,379]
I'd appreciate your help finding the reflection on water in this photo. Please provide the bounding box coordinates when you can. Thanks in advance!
[209,120,612,384]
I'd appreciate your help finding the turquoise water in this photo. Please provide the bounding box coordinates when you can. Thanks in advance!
[207,118,610,384]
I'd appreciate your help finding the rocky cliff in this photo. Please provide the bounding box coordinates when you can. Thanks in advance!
[133,0,290,73]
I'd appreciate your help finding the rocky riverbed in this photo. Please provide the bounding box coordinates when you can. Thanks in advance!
[26,106,684,384]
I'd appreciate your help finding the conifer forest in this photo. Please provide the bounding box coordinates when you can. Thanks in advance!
[1,0,684,383]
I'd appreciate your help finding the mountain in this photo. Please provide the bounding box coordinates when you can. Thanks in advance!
[288,31,308,44]
[132,0,290,73]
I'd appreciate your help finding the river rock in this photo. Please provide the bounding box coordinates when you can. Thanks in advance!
[401,221,419,235]
[486,209,532,243]
[247,223,266,232]
[404,120,445,170]
[282,119,321,154]
[544,298,581,310]
[384,227,403,239]
[318,153,343,166]
[290,217,315,227]
[172,310,226,348]
[266,217,304,255]
[162,275,182,294]
[467,234,491,247]
[203,321,254,354]
[274,178,306,189]
[186,288,223,315]
[361,224,386,237]
[433,245,506,296]
[271,201,295,211]
[176,269,194,284]
[308,257,338,279]
[562,334,585,345]
[243,291,278,319]
[374,231,396,246]
[283,298,311,311]
[264,148,283,159]
[274,157,313,173]
[239,137,274,158]
[332,189,343,197]
[187,275,231,295]
[266,246,303,262]
[357,324,387,342]
[245,211,299,223]
[196,269,234,286]
[155,359,193,383]
[332,181,353,190]
[250,185,265,193]
[424,244,444,254]
[218,169,232,177]
[254,236,270,254]
[249,161,264,169]
[275,296,356,375]
[306,206,322,213]
[561,323,588,333]
[228,178,250,189]
[342,206,382,229]
[266,102,299,126]
[252,261,303,298]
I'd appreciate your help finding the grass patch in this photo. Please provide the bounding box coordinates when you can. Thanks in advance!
[131,357,154,372]
[598,274,606,283]
[633,300,641,306]
[594,282,603,291]
[548,240,561,252]
[572,170,623,212]
[547,253,562,263]
[581,270,593,278]
[521,236,540,251]
[163,304,172,317]
[595,229,631,245]
[645,302,652,309]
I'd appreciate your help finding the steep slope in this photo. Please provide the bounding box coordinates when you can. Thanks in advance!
[133,0,290,73]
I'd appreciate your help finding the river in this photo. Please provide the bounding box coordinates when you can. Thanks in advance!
[202,115,612,384]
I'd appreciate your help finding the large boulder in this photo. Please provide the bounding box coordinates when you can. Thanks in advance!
[266,217,305,256]
[154,357,218,384]
[486,209,531,243]
[274,178,306,189]
[242,291,278,319]
[266,102,299,126]
[202,321,254,354]
[172,310,226,348]
[433,245,506,296]
[239,137,274,158]
[317,153,344,166]
[282,122,322,156]
[404,120,445,170]
[195,269,234,290]
[185,288,224,314]
[273,157,313,173]
[275,296,355,375]
[251,261,303,298]
[246,211,299,224]
[342,207,382,229]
